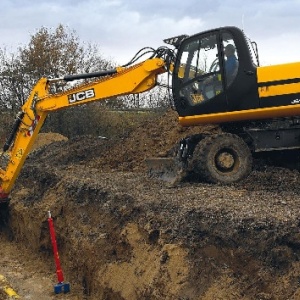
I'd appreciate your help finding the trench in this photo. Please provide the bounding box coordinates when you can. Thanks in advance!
[1,162,300,299]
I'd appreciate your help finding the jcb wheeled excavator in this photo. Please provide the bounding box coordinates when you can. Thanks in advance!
[1,25,300,202]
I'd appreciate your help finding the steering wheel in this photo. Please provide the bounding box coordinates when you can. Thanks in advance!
[209,58,219,73]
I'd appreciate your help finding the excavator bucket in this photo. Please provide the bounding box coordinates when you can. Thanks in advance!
[145,157,187,185]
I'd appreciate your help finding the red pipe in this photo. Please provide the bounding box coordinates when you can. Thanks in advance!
[47,211,64,283]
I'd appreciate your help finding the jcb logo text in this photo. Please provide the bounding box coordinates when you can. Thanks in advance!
[68,89,95,103]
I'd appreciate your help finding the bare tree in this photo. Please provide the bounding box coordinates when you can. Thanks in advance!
[0,24,120,135]
[0,49,26,111]
[0,24,114,111]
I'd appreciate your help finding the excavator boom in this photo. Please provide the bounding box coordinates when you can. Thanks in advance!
[0,55,169,201]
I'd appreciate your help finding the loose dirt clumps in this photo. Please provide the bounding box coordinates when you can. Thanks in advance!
[2,109,300,299]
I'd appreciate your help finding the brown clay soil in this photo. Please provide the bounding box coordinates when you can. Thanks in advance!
[2,109,300,299]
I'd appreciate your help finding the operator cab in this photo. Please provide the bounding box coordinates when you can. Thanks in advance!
[172,26,260,117]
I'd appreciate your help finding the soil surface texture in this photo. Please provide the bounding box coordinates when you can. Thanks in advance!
[1,110,300,299]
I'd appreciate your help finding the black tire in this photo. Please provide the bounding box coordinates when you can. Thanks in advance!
[192,133,252,184]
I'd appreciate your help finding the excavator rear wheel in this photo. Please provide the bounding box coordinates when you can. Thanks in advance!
[191,133,252,184]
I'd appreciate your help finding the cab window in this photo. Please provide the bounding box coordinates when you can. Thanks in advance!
[176,33,223,105]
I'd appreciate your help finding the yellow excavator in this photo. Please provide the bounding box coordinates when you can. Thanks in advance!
[1,25,300,202]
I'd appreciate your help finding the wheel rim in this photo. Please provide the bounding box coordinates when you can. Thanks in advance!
[214,148,239,173]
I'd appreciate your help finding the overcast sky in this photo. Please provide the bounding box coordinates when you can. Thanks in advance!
[1,0,300,66]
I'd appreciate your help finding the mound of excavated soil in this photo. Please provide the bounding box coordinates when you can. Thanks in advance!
[29,110,218,172]
[32,132,68,151]
[3,109,300,299]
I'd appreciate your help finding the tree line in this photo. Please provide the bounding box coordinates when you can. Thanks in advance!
[0,24,170,138]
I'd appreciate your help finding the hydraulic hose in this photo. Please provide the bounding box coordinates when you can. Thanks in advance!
[3,112,24,152]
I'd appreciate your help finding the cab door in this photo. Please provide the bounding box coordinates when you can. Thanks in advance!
[172,30,226,117]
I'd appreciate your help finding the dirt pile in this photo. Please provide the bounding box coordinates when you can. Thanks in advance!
[3,109,300,299]
[32,132,68,151]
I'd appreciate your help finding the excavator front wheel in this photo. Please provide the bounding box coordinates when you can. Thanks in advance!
[192,133,252,184]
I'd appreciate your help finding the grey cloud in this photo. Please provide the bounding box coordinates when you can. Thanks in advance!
[1,0,300,65]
